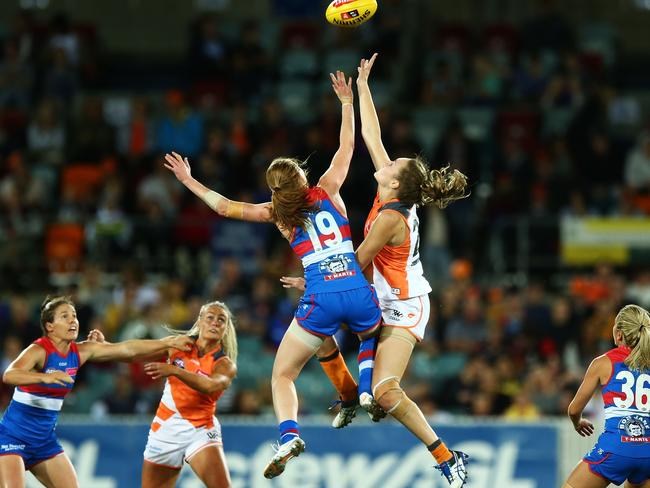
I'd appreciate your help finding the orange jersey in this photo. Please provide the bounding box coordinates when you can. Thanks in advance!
[152,343,227,431]
[364,195,432,300]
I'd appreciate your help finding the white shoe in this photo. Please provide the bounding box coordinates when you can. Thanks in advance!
[331,400,358,428]
[359,392,387,422]
[436,450,469,488]
[263,437,306,479]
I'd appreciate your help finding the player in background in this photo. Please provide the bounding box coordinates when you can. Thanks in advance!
[163,70,383,479]
[563,304,650,488]
[281,53,470,487]
[0,295,193,488]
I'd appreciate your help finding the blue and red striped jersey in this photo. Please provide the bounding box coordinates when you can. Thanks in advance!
[289,187,368,293]
[1,337,80,440]
[598,345,650,457]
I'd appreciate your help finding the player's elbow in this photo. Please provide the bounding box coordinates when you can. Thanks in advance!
[2,369,16,386]
[567,400,581,418]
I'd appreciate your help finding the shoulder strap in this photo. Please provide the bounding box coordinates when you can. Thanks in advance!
[379,201,410,220]
[212,349,227,362]
[33,336,55,354]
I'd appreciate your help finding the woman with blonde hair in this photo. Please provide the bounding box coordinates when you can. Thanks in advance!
[140,300,237,488]
[164,71,383,479]
[563,304,650,488]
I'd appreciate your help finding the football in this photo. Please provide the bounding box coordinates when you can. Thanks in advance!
[325,0,378,28]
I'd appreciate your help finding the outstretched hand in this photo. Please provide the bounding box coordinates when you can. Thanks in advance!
[163,152,192,184]
[574,418,595,437]
[86,329,105,343]
[280,276,306,291]
[163,335,194,352]
[357,53,378,85]
[330,70,353,104]
[144,362,175,380]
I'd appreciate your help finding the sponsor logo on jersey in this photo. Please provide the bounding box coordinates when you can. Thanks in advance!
[172,358,185,369]
[389,309,403,319]
[66,368,78,377]
[320,255,356,280]
[619,415,650,442]
[391,287,401,295]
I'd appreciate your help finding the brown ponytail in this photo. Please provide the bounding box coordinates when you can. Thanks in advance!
[266,158,315,230]
[397,157,469,208]
[616,304,650,372]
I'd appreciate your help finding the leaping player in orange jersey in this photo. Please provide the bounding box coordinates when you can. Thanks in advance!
[91,300,237,488]
[281,53,471,488]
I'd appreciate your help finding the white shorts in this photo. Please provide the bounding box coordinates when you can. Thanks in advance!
[143,414,223,469]
[380,294,430,341]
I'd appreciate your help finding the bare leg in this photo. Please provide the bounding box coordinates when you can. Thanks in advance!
[29,453,79,488]
[187,445,231,488]
[563,461,610,488]
[0,455,25,488]
[272,319,320,422]
[372,334,438,445]
[141,460,181,488]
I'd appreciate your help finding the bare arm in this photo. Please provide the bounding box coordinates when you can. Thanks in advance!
[164,152,273,223]
[3,345,73,387]
[318,71,355,197]
[145,357,237,395]
[355,211,403,270]
[78,336,193,364]
[567,355,608,436]
[357,53,391,171]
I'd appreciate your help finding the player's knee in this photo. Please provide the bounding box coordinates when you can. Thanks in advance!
[373,377,403,412]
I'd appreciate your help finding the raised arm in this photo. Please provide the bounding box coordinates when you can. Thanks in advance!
[567,355,608,436]
[144,356,237,395]
[3,344,73,387]
[318,71,355,198]
[355,211,403,270]
[164,152,273,223]
[78,335,193,364]
[357,53,391,171]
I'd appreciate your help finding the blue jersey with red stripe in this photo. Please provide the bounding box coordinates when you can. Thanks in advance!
[598,345,650,458]
[0,337,79,441]
[290,187,368,293]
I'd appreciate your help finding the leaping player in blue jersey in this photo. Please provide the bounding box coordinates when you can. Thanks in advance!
[163,70,383,479]
[0,295,194,488]
[563,304,650,488]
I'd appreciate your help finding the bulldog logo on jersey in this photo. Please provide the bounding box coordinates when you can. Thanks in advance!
[320,255,356,281]
[619,415,650,442]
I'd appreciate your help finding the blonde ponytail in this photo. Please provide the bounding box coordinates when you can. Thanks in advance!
[615,304,650,371]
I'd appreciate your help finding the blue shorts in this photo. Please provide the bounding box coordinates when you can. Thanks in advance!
[584,443,650,485]
[0,424,63,469]
[295,286,382,337]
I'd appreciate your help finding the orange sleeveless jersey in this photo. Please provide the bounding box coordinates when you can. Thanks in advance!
[364,195,432,300]
[153,344,227,430]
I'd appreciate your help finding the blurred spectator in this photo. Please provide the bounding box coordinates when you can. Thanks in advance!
[0,39,33,110]
[69,97,115,161]
[43,47,78,105]
[27,99,66,166]
[48,12,80,66]
[624,131,650,192]
[155,90,204,159]
[188,15,228,80]
[503,391,541,420]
